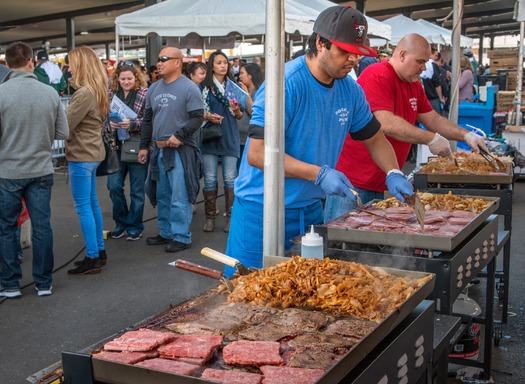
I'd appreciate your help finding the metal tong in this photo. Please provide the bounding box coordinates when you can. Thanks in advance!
[201,247,254,276]
[478,148,505,171]
[174,259,234,291]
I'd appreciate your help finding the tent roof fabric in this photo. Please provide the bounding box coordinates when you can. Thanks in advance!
[116,0,314,37]
[382,14,446,45]
[115,0,391,40]
[416,19,473,47]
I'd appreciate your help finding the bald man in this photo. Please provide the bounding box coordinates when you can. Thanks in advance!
[138,46,205,253]
[324,33,487,222]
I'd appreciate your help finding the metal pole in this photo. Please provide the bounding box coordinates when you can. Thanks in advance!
[515,21,524,126]
[115,34,120,62]
[66,17,75,52]
[449,0,463,127]
[263,0,285,258]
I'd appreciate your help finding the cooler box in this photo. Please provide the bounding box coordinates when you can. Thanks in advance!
[457,86,496,137]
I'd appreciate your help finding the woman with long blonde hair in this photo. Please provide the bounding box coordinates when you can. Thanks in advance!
[66,46,110,275]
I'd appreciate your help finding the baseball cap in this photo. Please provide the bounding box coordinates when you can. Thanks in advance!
[37,51,49,60]
[313,6,377,57]
[378,49,392,57]
[463,48,473,58]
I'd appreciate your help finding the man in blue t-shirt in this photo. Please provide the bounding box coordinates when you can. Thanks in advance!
[225,6,413,276]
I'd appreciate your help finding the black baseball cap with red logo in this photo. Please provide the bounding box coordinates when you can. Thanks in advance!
[313,6,377,57]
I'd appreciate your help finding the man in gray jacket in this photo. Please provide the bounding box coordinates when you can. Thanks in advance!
[0,42,69,299]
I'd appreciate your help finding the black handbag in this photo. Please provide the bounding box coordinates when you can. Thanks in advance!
[96,127,120,176]
[201,121,223,143]
[120,135,141,162]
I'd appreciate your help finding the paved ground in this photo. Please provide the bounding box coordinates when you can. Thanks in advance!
[0,166,524,383]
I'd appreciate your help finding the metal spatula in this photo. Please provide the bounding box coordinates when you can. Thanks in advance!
[349,188,363,209]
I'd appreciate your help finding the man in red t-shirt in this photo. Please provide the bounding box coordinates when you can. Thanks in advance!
[323,33,487,222]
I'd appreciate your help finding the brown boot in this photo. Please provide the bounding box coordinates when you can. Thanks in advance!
[203,189,217,232]
[224,187,234,233]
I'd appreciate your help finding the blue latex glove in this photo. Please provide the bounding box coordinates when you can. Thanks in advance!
[315,165,355,199]
[385,170,414,202]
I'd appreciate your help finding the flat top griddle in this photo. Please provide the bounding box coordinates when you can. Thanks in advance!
[317,196,499,252]
[88,263,435,384]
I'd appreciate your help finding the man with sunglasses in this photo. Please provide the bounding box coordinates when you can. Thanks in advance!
[138,47,204,253]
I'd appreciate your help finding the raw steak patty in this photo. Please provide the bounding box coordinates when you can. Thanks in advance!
[134,358,200,376]
[158,334,223,360]
[201,368,263,384]
[223,341,283,366]
[93,351,149,365]
[103,328,175,352]
[260,365,324,384]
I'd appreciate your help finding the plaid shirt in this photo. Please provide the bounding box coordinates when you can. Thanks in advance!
[108,86,148,133]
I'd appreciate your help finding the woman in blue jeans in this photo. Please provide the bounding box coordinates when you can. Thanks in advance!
[200,51,243,233]
[106,62,148,240]
[65,46,109,275]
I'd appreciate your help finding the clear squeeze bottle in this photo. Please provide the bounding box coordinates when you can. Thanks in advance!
[301,225,324,259]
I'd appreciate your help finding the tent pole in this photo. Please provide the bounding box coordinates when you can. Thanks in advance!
[515,21,524,126]
[115,34,120,62]
[449,0,463,130]
[263,0,285,258]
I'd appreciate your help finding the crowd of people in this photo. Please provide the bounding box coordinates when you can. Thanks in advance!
[1,5,490,297]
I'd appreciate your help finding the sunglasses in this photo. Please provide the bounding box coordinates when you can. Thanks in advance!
[157,56,181,63]
[117,60,135,68]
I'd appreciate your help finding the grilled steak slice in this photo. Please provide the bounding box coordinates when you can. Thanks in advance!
[158,334,222,360]
[93,351,149,365]
[286,346,346,371]
[223,341,283,366]
[134,358,200,376]
[260,365,324,384]
[165,322,218,335]
[270,308,330,332]
[103,328,175,352]
[286,333,356,350]
[201,368,263,384]
[325,317,377,340]
[166,304,279,337]
[237,322,303,342]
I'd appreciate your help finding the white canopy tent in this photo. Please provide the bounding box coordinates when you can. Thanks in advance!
[416,19,473,48]
[382,14,447,45]
[115,0,315,39]
[293,0,391,40]
[114,0,392,51]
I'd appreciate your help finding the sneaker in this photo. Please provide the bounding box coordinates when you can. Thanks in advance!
[0,288,22,299]
[68,257,103,275]
[126,232,142,241]
[35,287,53,297]
[146,234,171,246]
[110,228,126,239]
[165,240,192,253]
